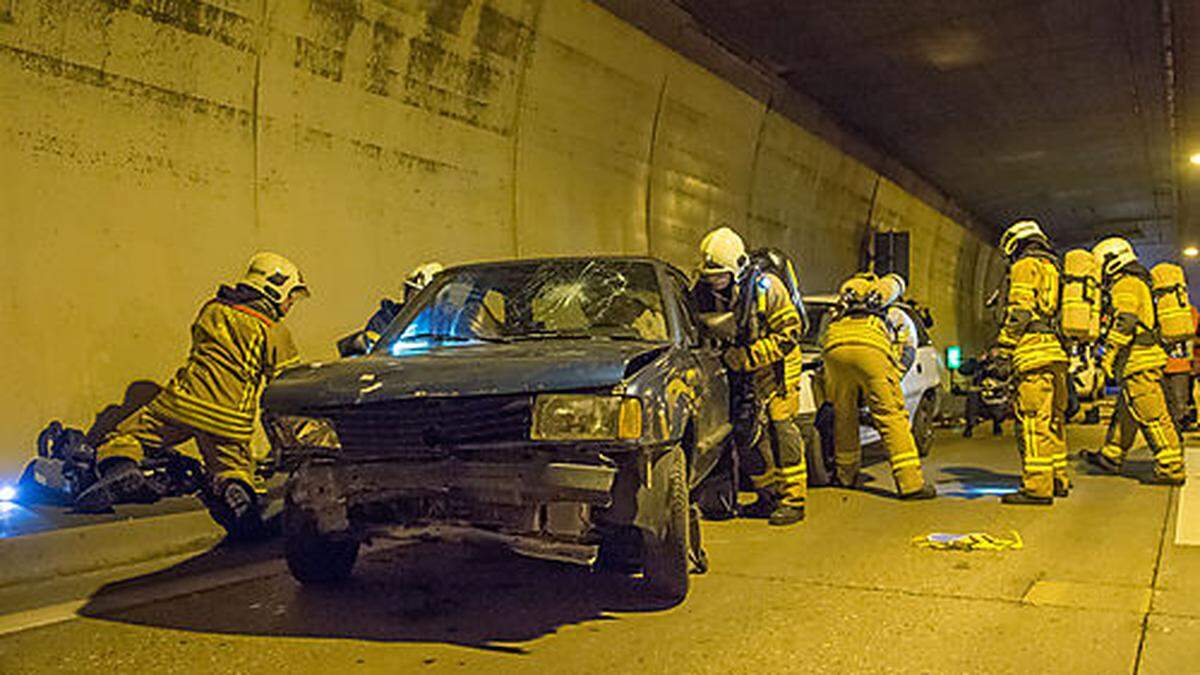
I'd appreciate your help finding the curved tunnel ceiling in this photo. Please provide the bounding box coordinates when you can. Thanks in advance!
[669,0,1195,251]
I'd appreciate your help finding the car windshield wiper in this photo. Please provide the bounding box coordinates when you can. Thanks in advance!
[511,330,653,342]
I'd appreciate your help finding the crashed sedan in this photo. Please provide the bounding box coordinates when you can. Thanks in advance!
[262,257,730,600]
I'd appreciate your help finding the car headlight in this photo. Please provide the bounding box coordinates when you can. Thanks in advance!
[531,395,643,441]
[266,415,341,451]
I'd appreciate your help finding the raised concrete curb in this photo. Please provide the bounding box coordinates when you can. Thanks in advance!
[0,509,224,589]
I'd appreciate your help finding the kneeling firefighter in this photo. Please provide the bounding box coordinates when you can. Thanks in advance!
[694,227,807,526]
[77,252,308,537]
[994,220,1070,505]
[821,272,936,499]
[1083,237,1187,484]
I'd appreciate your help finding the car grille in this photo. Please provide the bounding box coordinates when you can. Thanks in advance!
[323,395,533,457]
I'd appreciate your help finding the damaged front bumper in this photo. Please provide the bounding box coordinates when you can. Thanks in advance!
[287,458,620,563]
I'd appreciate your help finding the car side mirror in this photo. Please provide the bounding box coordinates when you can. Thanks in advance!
[336,330,373,358]
[698,312,737,344]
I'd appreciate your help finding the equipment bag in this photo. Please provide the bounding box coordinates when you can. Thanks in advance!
[1061,248,1101,341]
[1151,262,1194,344]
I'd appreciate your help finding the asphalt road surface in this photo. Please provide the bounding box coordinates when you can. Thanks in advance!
[1,424,1198,674]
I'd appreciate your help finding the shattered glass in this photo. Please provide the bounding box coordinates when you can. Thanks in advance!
[376,260,670,352]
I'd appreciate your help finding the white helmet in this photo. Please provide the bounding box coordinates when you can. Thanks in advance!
[999,219,1048,258]
[404,262,443,295]
[240,252,309,304]
[699,226,748,276]
[1091,237,1137,279]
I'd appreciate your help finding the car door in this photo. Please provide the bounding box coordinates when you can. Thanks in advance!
[664,270,730,486]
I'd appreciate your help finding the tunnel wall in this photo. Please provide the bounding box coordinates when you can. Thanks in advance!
[0,0,1001,476]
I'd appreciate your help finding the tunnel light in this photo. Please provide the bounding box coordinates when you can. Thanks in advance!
[1184,246,1199,258]
[1191,153,1200,166]
[0,485,16,502]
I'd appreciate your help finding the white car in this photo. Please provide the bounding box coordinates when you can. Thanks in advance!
[795,295,946,485]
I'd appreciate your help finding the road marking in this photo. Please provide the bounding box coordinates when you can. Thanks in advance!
[1173,448,1200,546]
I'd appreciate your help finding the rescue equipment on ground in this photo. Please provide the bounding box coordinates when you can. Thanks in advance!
[19,420,207,509]
[1061,248,1101,342]
[1151,262,1194,345]
[911,530,1024,551]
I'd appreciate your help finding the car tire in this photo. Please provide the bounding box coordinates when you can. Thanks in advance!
[642,445,689,602]
[914,394,936,458]
[801,423,831,486]
[284,497,359,585]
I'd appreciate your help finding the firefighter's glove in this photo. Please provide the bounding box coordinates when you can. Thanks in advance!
[991,348,1014,380]
[722,346,752,372]
[1100,350,1118,381]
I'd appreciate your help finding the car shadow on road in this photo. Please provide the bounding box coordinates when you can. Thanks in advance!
[77,538,680,653]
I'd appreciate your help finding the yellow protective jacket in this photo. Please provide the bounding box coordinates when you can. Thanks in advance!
[997,252,1068,373]
[735,272,805,395]
[822,305,912,368]
[148,286,300,441]
[1102,269,1166,378]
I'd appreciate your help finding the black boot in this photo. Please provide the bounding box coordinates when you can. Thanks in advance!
[767,504,805,526]
[1148,472,1186,487]
[1001,490,1053,505]
[833,472,870,489]
[739,493,778,519]
[900,484,937,501]
[1054,483,1070,498]
[205,479,265,541]
[1082,450,1121,474]
[74,460,157,513]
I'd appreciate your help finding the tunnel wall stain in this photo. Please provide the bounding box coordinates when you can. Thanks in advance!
[0,0,1000,474]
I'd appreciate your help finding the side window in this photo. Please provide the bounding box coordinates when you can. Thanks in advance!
[668,272,701,347]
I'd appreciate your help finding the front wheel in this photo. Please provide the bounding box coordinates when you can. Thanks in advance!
[642,445,689,602]
[913,394,936,458]
[284,497,359,585]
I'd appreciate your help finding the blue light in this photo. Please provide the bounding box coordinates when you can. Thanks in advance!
[0,485,15,502]
[946,345,962,370]
[390,339,435,356]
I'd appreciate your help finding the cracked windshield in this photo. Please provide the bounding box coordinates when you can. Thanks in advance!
[378,260,669,353]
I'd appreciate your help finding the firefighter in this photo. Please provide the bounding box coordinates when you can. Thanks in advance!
[693,227,807,526]
[340,262,443,356]
[76,252,309,537]
[992,220,1070,505]
[1082,238,1187,484]
[821,272,936,499]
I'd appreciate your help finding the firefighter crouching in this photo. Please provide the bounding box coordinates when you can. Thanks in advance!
[1083,238,1187,485]
[994,220,1070,505]
[76,252,309,537]
[339,261,443,357]
[821,272,936,499]
[694,226,808,526]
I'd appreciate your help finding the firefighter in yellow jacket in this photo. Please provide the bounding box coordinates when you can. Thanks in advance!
[994,220,1070,505]
[1083,237,1187,484]
[821,272,936,499]
[694,227,807,525]
[76,252,309,536]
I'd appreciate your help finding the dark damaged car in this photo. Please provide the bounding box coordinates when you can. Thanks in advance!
[262,257,731,600]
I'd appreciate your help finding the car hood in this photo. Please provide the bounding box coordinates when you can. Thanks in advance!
[263,339,670,411]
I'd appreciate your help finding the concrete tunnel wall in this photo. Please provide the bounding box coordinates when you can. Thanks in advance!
[0,0,1004,476]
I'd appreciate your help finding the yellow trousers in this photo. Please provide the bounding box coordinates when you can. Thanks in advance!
[1012,363,1068,499]
[95,402,261,491]
[745,389,807,508]
[1102,369,1186,479]
[824,344,926,495]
